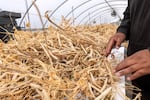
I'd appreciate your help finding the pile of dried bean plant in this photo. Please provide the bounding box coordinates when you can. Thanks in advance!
[0,21,141,100]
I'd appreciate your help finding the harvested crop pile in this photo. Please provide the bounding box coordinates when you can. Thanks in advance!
[0,24,140,100]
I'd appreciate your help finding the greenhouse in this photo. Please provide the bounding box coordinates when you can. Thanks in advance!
[0,0,149,100]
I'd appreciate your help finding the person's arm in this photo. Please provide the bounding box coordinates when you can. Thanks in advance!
[115,49,150,80]
[105,3,130,56]
[117,3,130,40]
[113,2,150,81]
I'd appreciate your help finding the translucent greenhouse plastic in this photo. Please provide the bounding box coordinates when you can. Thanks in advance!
[0,0,127,30]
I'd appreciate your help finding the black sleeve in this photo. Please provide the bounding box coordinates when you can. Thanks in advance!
[117,4,130,40]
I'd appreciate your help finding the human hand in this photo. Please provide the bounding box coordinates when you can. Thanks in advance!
[115,49,150,81]
[105,32,126,56]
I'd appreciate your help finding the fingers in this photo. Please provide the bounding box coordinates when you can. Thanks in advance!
[115,37,122,49]
[127,60,150,80]
[115,49,150,80]
[115,56,136,72]
[105,33,125,56]
[115,64,140,77]
[105,37,116,56]
[127,69,146,81]
[105,37,122,56]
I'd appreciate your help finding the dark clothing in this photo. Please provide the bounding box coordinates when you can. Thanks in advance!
[117,0,150,99]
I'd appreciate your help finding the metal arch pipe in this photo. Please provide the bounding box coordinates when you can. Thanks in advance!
[85,8,123,25]
[78,4,126,25]
[65,0,92,19]
[71,4,126,25]
[19,0,37,26]
[44,0,69,27]
[78,6,126,25]
[88,6,126,23]
[104,0,121,20]
[84,7,126,25]
[49,0,68,17]
[104,0,114,10]
[66,0,127,20]
[79,4,126,24]
[84,10,111,25]
[87,9,125,25]
[74,2,107,21]
[84,10,115,25]
[73,0,127,21]
[25,0,31,26]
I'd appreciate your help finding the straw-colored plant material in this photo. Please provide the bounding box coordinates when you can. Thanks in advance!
[0,22,141,100]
